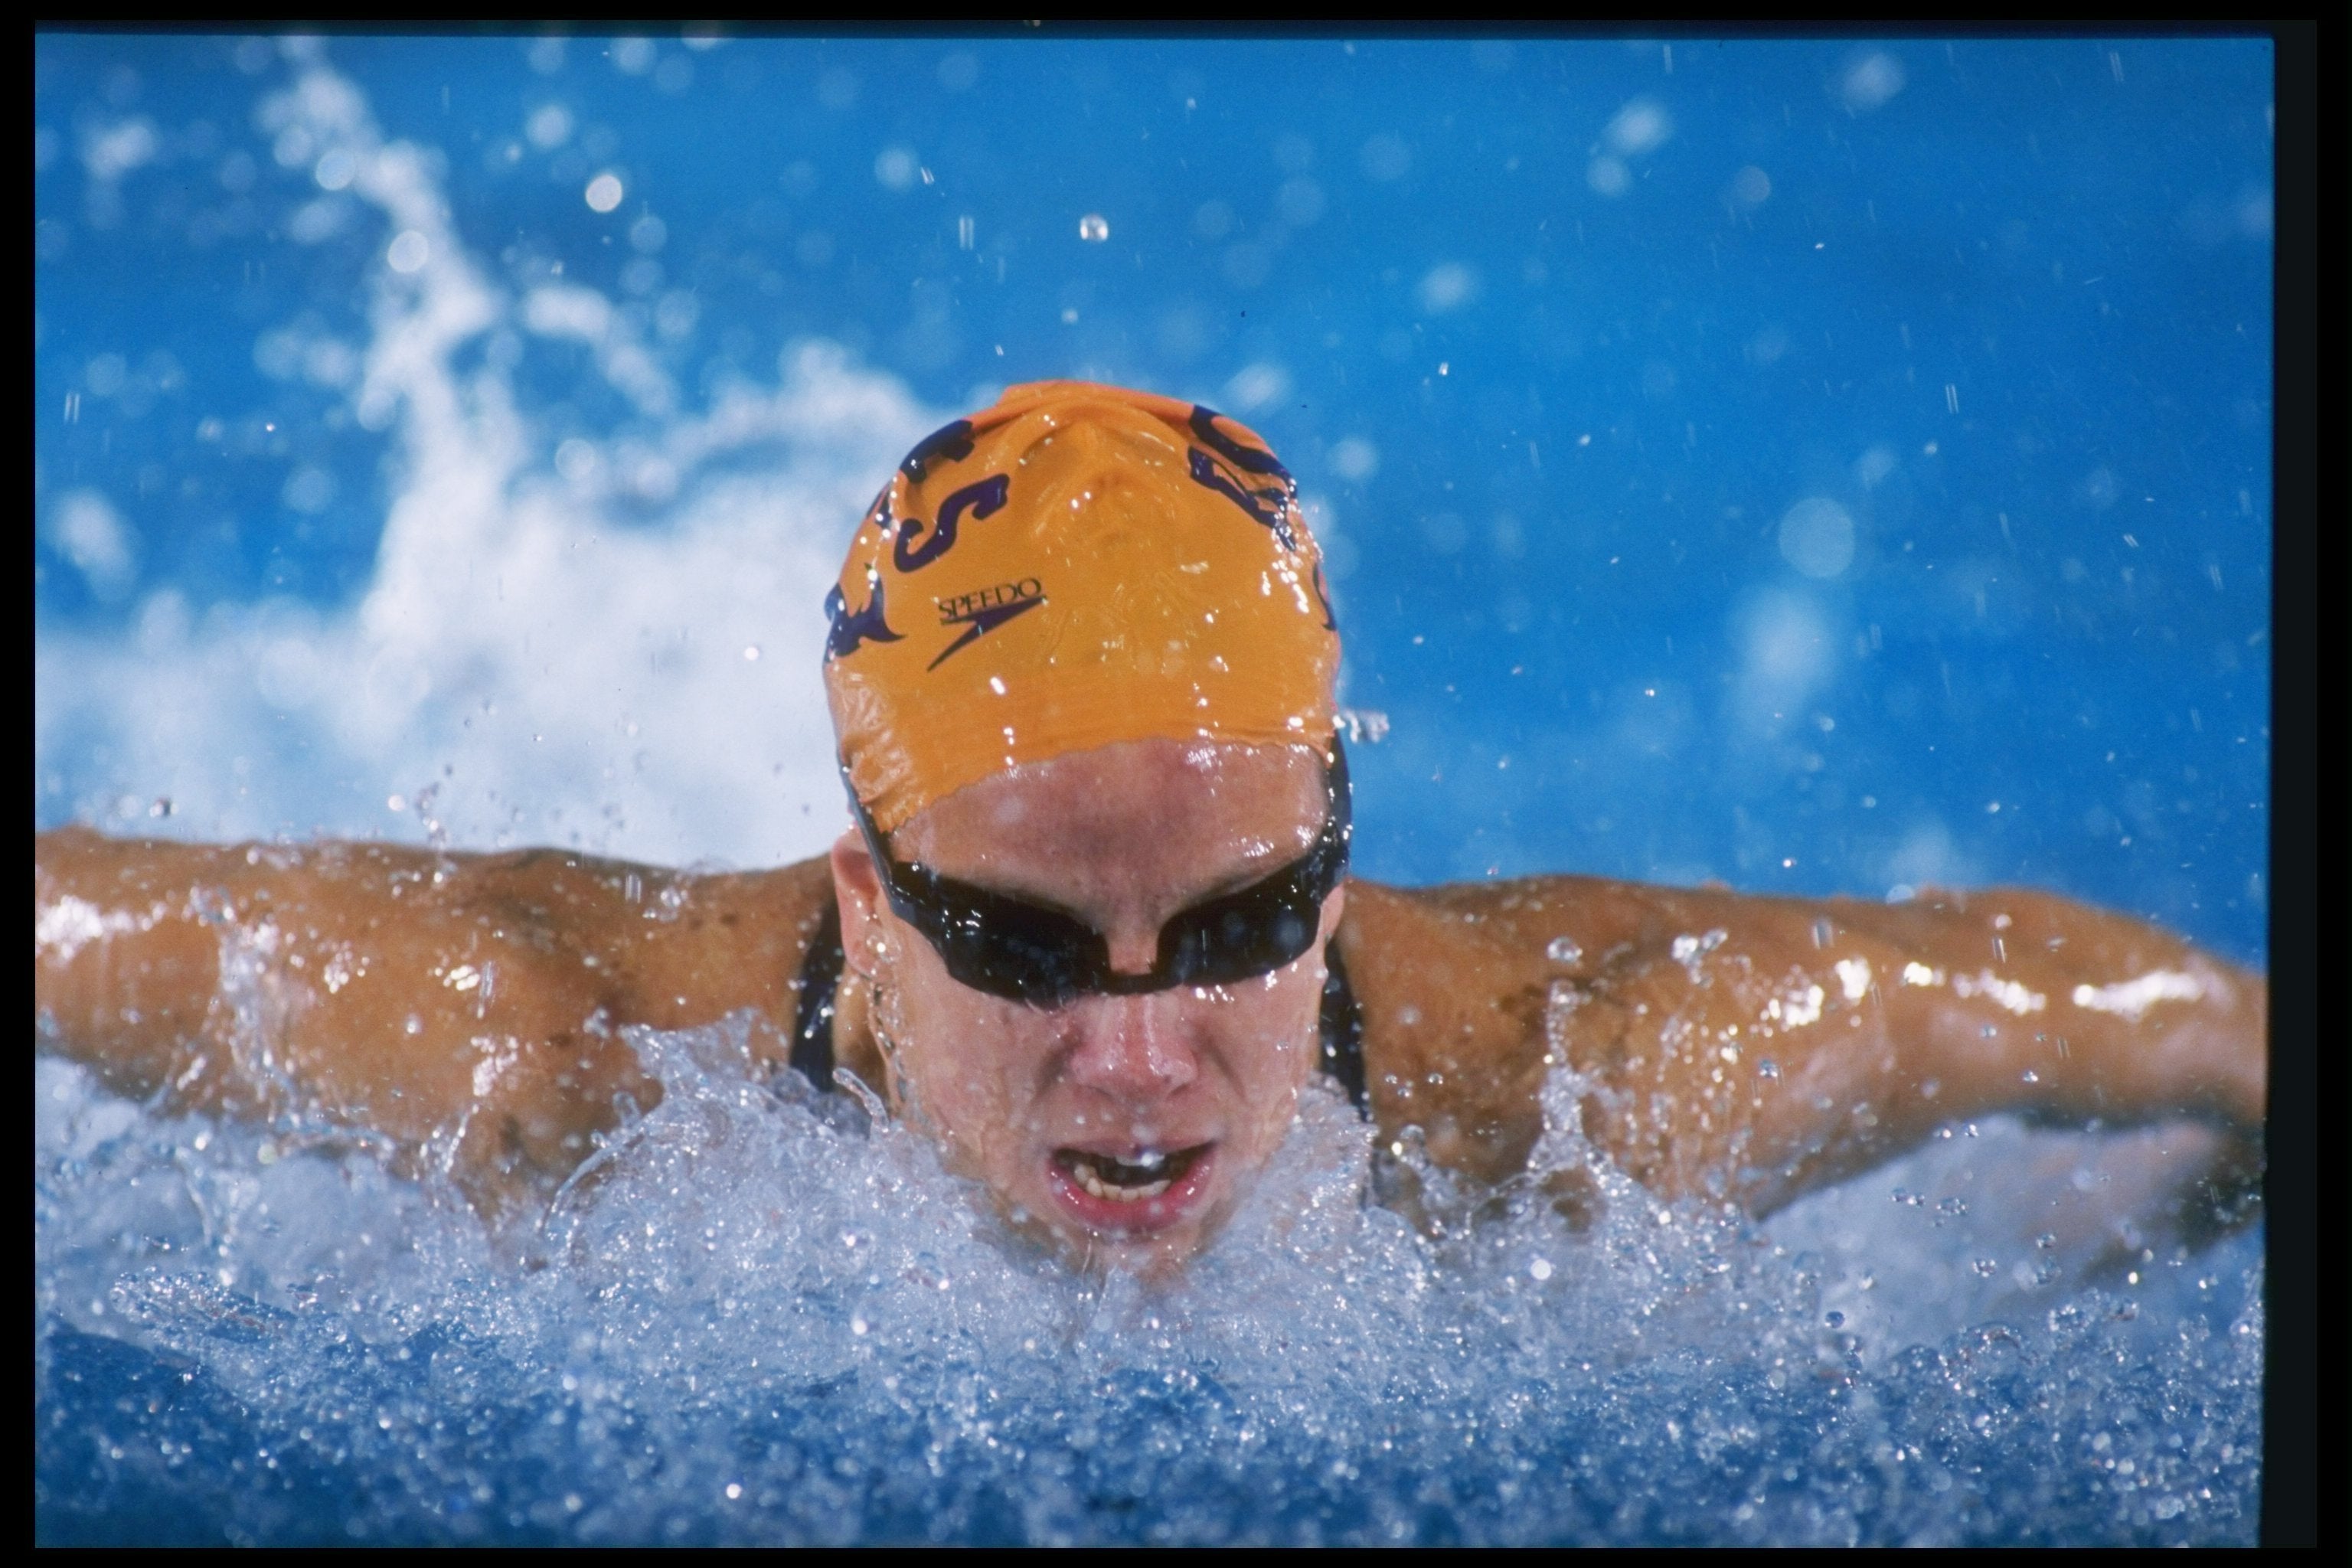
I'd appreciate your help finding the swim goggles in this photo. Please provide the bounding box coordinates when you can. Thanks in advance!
[844,738,1351,1008]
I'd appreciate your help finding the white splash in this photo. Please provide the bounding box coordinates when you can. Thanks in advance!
[1833,956,1873,1001]
[2070,969,2206,1021]
[1766,982,1827,1028]
[1953,969,2047,1016]
[34,44,936,871]
[34,893,153,964]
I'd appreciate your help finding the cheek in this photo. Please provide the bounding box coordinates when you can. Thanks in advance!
[1207,965,1328,1091]
[888,959,1051,1127]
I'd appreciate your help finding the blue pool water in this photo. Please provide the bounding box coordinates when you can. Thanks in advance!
[34,32,2270,1545]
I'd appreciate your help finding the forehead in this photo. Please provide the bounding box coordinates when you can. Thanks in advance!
[894,738,1327,896]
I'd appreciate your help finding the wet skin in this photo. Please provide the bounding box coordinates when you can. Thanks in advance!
[35,740,2267,1264]
[830,740,1339,1274]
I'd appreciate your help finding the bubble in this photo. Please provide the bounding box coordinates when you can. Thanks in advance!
[815,68,860,110]
[1840,51,1906,113]
[611,37,655,76]
[83,353,128,398]
[1778,498,1856,579]
[554,438,599,483]
[583,172,624,213]
[935,52,979,92]
[1730,165,1772,206]
[1604,97,1673,157]
[50,490,136,601]
[385,230,430,273]
[1328,437,1379,483]
[1222,362,1289,412]
[1416,263,1478,315]
[282,466,336,514]
[526,104,573,149]
[874,148,917,191]
[1077,213,1110,242]
[1546,936,1583,964]
[1275,177,1325,227]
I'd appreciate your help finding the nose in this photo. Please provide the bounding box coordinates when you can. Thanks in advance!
[1102,916,1158,977]
[1063,991,1199,1099]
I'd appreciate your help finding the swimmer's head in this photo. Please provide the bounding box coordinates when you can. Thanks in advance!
[822,380,1341,834]
[820,383,1347,1271]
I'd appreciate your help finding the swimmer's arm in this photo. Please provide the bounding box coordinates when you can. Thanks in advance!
[1341,875,2264,1214]
[36,827,838,1217]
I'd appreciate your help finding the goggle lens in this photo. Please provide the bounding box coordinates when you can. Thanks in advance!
[849,740,1351,1008]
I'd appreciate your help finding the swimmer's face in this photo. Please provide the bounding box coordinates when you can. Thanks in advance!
[830,738,1341,1273]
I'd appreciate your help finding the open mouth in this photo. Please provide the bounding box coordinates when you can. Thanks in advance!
[1053,1143,1208,1201]
[1047,1143,1216,1231]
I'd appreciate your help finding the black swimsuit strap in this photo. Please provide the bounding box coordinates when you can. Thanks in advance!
[1317,941,1368,1113]
[789,899,846,1089]
[786,896,1370,1117]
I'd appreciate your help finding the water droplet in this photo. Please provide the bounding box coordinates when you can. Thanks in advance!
[1077,213,1110,242]
[1973,1258,2000,1278]
[1757,1060,1780,1080]
[1824,1310,1844,1328]
[1546,936,1583,964]
[386,230,430,273]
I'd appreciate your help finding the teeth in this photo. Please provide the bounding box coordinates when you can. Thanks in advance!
[1065,1155,1178,1203]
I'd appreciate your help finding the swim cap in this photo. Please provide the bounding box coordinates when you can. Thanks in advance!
[822,381,1340,834]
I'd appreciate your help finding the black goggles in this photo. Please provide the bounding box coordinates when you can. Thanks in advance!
[846,738,1351,1009]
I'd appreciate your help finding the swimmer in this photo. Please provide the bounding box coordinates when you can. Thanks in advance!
[34,381,2266,1274]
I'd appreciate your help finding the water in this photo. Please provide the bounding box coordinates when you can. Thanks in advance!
[35,1018,2261,1546]
[35,33,2269,1545]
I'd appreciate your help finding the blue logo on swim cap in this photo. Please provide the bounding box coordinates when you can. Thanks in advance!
[1185,404,1298,548]
[824,573,903,661]
[899,420,975,482]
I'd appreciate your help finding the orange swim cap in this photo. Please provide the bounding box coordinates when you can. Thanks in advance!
[822,381,1340,834]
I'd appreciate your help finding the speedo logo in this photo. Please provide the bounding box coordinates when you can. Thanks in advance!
[929,577,1046,670]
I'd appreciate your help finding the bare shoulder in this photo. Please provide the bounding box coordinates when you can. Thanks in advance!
[1336,870,2264,1209]
[1334,873,1756,1181]
[37,827,844,1218]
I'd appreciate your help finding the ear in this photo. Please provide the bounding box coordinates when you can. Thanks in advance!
[828,828,885,979]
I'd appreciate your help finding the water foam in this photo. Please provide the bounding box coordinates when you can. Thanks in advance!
[37,1015,2262,1545]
